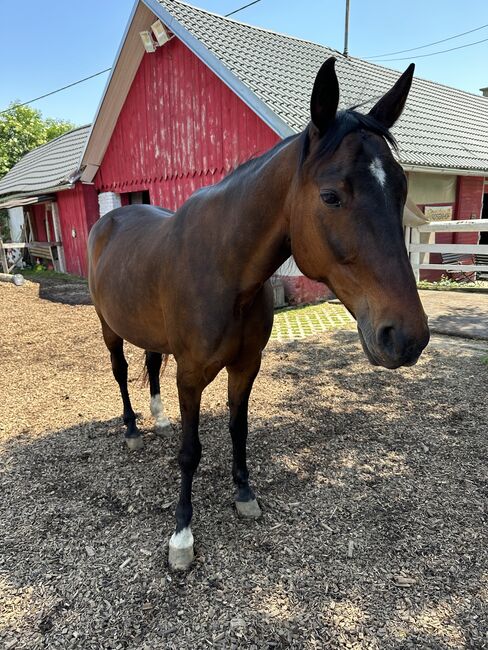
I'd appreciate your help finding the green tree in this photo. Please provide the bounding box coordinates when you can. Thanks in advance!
[45,117,76,142]
[0,209,9,239]
[0,103,75,177]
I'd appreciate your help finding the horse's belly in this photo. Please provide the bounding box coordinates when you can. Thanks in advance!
[96,286,171,353]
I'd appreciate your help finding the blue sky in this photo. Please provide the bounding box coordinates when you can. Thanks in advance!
[0,0,487,126]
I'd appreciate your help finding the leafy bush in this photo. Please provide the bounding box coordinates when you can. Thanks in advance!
[0,209,9,240]
[417,275,487,289]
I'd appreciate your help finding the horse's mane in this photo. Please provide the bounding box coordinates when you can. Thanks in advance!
[301,109,398,168]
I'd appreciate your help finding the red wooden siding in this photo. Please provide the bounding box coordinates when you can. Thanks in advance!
[454,176,484,243]
[57,183,99,276]
[29,204,51,241]
[451,176,484,280]
[95,38,279,210]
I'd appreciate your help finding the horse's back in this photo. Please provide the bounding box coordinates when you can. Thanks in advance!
[89,205,173,258]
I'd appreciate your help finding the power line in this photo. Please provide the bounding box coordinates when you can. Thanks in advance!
[0,0,262,115]
[364,21,488,59]
[225,0,261,17]
[372,35,488,62]
[0,68,111,116]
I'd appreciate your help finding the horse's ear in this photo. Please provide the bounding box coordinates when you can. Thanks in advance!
[310,57,339,135]
[368,63,415,128]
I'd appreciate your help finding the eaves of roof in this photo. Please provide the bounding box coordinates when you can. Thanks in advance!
[0,125,91,197]
[0,185,74,208]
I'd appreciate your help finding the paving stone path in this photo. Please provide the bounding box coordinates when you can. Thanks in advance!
[271,302,355,341]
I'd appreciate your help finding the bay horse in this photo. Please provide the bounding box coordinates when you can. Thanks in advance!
[88,58,429,570]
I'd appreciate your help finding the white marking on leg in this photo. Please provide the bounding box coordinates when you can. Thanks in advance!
[150,394,164,418]
[370,157,386,187]
[169,526,194,549]
[150,394,171,427]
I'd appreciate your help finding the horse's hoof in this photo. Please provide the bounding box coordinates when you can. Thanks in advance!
[168,527,194,571]
[125,436,144,451]
[235,498,262,519]
[155,419,173,436]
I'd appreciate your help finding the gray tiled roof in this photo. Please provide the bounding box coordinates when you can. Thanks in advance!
[0,124,90,197]
[157,0,488,173]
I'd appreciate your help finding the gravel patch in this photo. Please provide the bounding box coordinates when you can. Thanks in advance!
[0,282,487,649]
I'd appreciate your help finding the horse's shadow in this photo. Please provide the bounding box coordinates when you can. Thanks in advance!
[428,302,488,339]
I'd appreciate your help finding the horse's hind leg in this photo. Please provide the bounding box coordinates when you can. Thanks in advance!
[145,351,172,434]
[227,354,262,519]
[100,318,142,451]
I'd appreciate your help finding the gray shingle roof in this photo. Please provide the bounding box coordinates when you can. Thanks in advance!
[0,124,90,197]
[157,0,488,173]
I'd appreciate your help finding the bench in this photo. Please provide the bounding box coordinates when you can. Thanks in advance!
[440,252,475,283]
[475,254,488,279]
[27,241,60,268]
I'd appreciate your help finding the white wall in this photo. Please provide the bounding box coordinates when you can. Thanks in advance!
[98,192,121,217]
[275,256,302,277]
[8,206,24,241]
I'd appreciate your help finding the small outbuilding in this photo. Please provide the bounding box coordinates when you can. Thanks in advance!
[0,125,97,276]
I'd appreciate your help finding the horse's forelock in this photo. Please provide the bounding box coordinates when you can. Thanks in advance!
[302,109,398,172]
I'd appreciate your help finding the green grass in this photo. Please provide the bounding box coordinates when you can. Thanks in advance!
[417,277,488,291]
[21,269,86,284]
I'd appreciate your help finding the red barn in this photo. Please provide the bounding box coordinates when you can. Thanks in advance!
[1,0,488,296]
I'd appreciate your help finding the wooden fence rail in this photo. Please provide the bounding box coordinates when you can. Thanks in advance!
[406,219,488,281]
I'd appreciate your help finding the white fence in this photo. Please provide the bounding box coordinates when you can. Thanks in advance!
[405,219,488,281]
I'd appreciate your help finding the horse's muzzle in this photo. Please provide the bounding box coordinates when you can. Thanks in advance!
[358,319,430,370]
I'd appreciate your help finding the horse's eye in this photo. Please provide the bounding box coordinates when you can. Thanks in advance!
[320,191,341,207]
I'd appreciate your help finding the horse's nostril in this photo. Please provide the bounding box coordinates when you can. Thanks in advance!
[377,324,396,355]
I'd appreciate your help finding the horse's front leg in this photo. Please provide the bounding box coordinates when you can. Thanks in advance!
[168,368,204,570]
[227,355,262,519]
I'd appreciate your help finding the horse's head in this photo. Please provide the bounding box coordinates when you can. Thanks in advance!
[290,58,429,369]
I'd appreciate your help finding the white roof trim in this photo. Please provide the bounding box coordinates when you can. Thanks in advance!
[81,2,154,182]
[79,0,141,175]
[403,164,487,177]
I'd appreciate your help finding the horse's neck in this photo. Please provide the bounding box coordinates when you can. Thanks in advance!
[219,137,299,293]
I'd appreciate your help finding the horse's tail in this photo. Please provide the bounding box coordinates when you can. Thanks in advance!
[142,353,169,386]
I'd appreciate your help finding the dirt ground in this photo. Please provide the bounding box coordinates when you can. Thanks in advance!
[0,281,487,650]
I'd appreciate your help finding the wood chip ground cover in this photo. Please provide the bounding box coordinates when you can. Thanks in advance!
[0,281,487,649]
